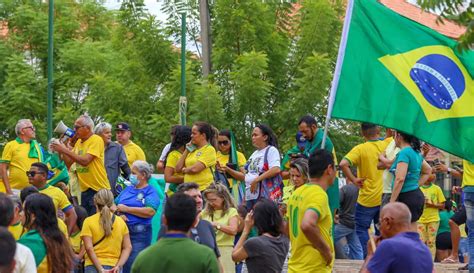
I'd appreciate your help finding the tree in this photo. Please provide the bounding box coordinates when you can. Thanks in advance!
[417,0,473,50]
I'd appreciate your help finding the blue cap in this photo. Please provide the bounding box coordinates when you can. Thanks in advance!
[115,122,131,131]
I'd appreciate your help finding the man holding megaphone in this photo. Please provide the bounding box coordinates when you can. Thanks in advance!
[51,114,110,215]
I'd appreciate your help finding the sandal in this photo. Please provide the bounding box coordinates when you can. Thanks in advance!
[458,264,468,270]
[441,257,459,263]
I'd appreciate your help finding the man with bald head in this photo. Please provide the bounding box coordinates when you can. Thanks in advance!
[360,202,433,273]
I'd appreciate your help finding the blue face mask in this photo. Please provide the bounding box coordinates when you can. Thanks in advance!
[129,174,139,186]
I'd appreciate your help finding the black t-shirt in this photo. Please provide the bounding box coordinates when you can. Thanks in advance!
[243,235,289,273]
[158,220,220,257]
[339,183,359,228]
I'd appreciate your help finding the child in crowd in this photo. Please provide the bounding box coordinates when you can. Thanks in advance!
[435,199,454,262]
[8,195,24,240]
[418,172,446,259]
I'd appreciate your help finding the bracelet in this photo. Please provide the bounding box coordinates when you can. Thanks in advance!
[447,168,452,174]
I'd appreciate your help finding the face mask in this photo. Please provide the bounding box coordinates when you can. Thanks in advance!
[129,174,139,186]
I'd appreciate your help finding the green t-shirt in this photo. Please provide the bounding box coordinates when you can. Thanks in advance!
[131,237,219,273]
[390,147,422,193]
[438,210,454,235]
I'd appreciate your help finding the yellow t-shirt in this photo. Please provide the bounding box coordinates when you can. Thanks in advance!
[166,150,184,178]
[216,151,246,187]
[344,140,389,207]
[39,184,72,213]
[123,141,146,167]
[58,218,69,239]
[201,207,238,247]
[419,184,446,223]
[462,160,474,188]
[8,222,23,240]
[184,145,217,191]
[73,135,110,192]
[81,213,129,267]
[0,140,41,190]
[288,184,334,273]
[70,231,82,254]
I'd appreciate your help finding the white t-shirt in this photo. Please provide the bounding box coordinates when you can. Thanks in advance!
[382,140,400,193]
[159,143,172,161]
[14,243,37,273]
[245,146,281,200]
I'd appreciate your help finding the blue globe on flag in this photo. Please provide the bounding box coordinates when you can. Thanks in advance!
[409,54,465,110]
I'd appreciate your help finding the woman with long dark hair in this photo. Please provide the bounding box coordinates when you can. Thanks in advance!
[389,131,432,230]
[233,124,282,209]
[176,121,217,191]
[19,193,74,273]
[164,125,192,193]
[232,199,289,273]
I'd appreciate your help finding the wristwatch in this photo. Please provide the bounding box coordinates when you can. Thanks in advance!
[216,224,221,230]
[447,167,452,174]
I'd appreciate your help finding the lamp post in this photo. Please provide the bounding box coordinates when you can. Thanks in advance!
[47,0,54,140]
[179,11,186,126]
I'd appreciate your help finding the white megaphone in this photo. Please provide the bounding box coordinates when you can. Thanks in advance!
[54,121,75,143]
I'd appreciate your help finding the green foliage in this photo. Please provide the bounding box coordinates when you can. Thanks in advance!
[0,0,364,163]
[417,0,473,50]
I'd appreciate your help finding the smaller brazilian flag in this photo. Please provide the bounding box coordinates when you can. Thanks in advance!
[331,0,474,162]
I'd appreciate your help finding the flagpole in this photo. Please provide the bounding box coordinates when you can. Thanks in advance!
[321,0,355,149]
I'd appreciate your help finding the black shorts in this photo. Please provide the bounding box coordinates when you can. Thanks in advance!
[397,188,424,222]
[451,205,466,225]
[436,232,452,250]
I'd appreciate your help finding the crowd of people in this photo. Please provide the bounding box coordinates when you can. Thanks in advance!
[0,115,473,273]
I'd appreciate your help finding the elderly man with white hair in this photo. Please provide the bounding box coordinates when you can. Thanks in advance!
[0,119,43,194]
[51,115,110,215]
[95,122,131,196]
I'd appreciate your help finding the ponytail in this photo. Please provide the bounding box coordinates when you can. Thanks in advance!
[93,189,114,236]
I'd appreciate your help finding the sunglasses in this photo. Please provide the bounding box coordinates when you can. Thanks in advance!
[26,171,45,177]
[218,140,229,146]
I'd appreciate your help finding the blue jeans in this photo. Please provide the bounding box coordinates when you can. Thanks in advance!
[84,265,113,273]
[463,192,474,270]
[334,224,363,260]
[123,223,152,273]
[81,188,97,216]
[355,203,380,258]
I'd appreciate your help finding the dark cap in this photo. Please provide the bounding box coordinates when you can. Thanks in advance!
[115,122,131,131]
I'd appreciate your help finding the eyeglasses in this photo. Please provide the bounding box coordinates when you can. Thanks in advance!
[26,171,45,177]
[74,125,86,130]
[218,140,229,146]
[22,126,35,131]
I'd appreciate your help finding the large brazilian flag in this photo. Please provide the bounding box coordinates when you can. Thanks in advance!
[330,0,474,162]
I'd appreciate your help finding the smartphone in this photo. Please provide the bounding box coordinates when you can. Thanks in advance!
[186,144,197,152]
[226,162,237,170]
[433,158,440,166]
